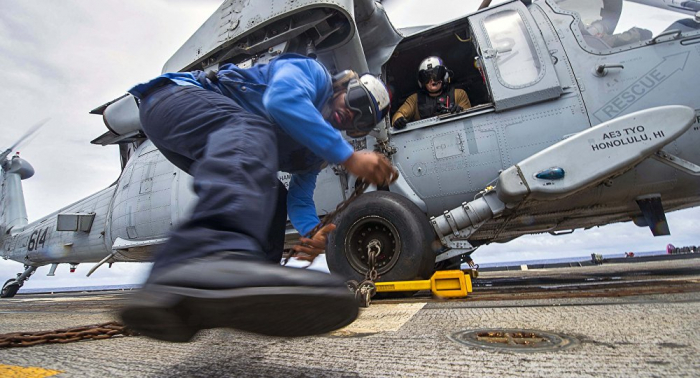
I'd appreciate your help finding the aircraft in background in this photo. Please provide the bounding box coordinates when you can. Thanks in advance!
[2,0,699,297]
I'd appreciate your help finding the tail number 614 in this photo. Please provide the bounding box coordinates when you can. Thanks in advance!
[28,228,49,252]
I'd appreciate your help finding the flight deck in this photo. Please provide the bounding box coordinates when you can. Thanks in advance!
[1,257,699,377]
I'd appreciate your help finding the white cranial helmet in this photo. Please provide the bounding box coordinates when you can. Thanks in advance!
[344,74,390,136]
[360,74,390,121]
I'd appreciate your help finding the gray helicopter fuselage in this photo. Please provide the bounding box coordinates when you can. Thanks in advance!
[2,141,195,266]
[388,0,700,243]
[2,0,699,277]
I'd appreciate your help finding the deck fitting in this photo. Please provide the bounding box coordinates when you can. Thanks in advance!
[449,328,579,352]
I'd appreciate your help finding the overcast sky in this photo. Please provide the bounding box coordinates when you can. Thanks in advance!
[0,0,697,290]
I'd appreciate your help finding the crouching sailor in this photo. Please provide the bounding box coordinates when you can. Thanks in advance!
[120,54,396,341]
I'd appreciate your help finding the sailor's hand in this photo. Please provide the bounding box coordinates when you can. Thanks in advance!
[435,105,450,114]
[292,224,336,263]
[392,116,407,130]
[449,104,463,114]
[343,151,399,187]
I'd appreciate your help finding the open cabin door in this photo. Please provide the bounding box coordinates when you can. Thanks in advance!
[470,1,562,111]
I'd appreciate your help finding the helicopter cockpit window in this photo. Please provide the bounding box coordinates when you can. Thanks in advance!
[554,0,700,52]
[482,10,542,88]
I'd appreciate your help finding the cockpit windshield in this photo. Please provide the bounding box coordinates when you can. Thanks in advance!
[553,0,700,51]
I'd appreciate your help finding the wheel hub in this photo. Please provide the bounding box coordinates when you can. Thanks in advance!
[345,215,401,275]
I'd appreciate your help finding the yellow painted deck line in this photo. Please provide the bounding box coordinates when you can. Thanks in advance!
[332,302,426,337]
[0,364,63,378]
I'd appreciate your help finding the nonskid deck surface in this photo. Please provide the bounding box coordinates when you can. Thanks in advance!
[1,258,699,377]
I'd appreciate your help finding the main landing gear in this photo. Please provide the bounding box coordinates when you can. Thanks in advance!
[1,265,37,298]
[327,191,436,283]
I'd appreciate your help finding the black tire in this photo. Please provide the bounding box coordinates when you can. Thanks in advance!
[327,191,436,283]
[1,279,20,298]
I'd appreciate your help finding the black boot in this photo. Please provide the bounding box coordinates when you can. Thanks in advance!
[120,252,358,342]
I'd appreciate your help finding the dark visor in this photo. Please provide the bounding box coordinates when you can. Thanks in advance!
[345,79,377,133]
[418,65,446,85]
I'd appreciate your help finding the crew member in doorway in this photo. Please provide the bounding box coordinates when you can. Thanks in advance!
[392,56,471,129]
[121,55,396,342]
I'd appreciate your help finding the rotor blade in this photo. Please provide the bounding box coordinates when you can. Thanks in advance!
[478,0,492,10]
[0,118,50,161]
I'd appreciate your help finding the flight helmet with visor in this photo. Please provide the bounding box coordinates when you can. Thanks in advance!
[417,56,450,89]
[342,73,390,138]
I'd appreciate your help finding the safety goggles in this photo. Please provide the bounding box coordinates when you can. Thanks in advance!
[418,65,447,85]
[345,78,378,135]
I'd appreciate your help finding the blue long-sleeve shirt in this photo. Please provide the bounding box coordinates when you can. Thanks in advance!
[129,54,353,236]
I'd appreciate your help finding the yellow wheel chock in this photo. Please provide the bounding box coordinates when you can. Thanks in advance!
[374,270,473,299]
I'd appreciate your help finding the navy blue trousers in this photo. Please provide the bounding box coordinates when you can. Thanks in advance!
[139,84,287,271]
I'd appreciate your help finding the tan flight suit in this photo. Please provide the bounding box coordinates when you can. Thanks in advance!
[391,88,471,125]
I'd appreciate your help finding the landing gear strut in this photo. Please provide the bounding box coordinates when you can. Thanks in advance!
[1,265,37,298]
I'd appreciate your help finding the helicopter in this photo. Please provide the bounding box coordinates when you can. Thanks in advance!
[2,0,700,297]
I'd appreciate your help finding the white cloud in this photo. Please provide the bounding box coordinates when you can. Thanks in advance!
[0,0,222,220]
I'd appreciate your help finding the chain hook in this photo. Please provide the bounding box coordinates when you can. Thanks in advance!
[366,240,381,281]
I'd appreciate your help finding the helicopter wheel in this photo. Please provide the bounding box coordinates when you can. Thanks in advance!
[327,191,435,288]
[1,279,20,298]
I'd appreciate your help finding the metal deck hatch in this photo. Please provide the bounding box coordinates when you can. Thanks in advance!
[450,328,579,352]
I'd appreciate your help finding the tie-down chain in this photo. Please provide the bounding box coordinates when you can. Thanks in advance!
[347,240,380,307]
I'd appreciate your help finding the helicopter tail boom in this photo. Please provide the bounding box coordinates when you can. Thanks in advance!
[0,155,34,236]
